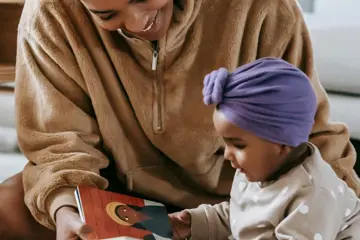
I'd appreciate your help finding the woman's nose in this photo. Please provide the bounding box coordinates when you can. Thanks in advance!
[123,9,150,33]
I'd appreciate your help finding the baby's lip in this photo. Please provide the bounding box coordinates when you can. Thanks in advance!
[230,161,246,173]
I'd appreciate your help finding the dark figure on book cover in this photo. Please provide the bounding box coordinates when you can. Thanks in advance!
[106,201,173,240]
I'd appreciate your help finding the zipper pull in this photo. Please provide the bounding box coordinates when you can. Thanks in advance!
[152,49,158,71]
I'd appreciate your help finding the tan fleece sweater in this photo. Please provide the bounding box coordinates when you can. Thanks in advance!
[15,0,359,230]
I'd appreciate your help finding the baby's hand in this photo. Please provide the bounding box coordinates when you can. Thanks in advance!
[168,210,191,240]
[56,206,97,240]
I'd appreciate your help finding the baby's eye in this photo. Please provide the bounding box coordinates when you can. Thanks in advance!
[234,144,246,150]
[128,0,146,3]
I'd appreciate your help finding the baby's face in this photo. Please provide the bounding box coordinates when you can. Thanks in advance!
[213,110,291,182]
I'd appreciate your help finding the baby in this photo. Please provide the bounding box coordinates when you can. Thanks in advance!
[183,58,360,240]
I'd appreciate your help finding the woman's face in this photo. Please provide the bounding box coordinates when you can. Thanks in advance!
[80,0,174,41]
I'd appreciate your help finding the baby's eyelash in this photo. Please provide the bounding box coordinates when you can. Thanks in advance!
[234,144,246,149]
[129,0,146,3]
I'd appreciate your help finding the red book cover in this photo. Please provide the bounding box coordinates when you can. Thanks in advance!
[74,186,173,240]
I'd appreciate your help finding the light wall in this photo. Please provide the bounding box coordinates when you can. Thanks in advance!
[302,0,360,140]
[303,0,360,94]
[305,0,360,27]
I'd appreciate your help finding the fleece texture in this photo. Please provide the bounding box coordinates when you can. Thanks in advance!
[15,0,359,229]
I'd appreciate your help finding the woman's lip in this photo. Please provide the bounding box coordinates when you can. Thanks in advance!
[141,10,159,32]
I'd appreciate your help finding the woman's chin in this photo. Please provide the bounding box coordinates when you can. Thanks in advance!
[136,30,165,41]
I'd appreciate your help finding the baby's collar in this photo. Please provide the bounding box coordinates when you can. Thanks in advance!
[259,142,313,187]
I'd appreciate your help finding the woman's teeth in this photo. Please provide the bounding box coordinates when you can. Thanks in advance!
[142,11,158,32]
[142,20,155,32]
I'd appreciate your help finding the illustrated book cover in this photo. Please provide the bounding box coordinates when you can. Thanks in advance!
[74,186,173,240]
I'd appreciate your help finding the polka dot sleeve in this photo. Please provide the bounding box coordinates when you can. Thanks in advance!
[274,185,341,240]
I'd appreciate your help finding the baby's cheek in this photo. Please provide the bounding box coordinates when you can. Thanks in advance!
[252,155,272,173]
[260,157,278,174]
[235,151,245,161]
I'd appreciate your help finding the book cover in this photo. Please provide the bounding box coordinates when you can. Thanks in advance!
[75,186,173,240]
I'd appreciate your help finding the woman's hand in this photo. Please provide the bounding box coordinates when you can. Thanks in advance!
[56,206,97,240]
[169,210,192,240]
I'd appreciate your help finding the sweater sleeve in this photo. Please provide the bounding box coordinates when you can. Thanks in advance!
[250,0,359,194]
[15,16,109,230]
[187,201,230,240]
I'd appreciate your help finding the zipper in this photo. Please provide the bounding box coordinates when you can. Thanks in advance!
[151,41,164,134]
[117,31,164,133]
[152,44,159,71]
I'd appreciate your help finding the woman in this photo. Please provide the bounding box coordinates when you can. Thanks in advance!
[0,0,358,239]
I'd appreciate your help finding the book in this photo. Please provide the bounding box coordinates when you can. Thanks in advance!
[74,186,173,240]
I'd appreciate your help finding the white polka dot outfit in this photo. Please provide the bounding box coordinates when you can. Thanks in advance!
[227,144,360,240]
[188,143,360,240]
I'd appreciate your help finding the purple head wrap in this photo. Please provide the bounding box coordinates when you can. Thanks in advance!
[203,57,317,147]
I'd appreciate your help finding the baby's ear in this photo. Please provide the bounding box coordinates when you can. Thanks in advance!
[280,145,292,158]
